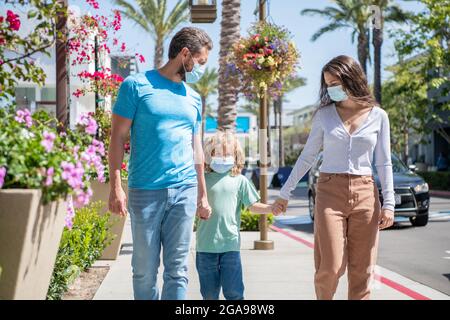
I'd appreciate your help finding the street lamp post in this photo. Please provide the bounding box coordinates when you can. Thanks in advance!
[254,0,274,250]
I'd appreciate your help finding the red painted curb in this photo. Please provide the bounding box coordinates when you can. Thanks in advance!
[269,225,432,300]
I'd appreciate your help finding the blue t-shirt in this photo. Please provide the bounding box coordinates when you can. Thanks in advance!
[112,69,202,190]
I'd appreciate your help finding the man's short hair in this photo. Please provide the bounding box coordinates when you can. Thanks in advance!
[168,27,213,59]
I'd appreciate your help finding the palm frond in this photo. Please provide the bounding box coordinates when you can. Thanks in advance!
[311,22,349,41]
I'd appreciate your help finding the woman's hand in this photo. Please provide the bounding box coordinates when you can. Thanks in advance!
[270,203,284,216]
[274,197,289,214]
[379,208,394,229]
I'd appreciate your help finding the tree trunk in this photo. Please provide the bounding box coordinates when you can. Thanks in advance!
[56,0,69,131]
[373,20,383,104]
[154,38,164,69]
[404,129,409,164]
[278,99,284,167]
[357,29,369,76]
[201,96,206,144]
[274,98,284,167]
[267,97,271,165]
[217,0,241,131]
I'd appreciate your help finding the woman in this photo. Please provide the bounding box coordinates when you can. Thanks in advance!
[275,55,395,300]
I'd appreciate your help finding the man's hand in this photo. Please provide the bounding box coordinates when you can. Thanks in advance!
[109,187,128,216]
[197,197,212,220]
[274,197,289,213]
[379,208,394,229]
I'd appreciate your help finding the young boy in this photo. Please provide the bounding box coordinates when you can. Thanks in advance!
[195,131,282,300]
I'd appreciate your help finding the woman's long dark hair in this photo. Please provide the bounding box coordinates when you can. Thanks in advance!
[318,55,378,110]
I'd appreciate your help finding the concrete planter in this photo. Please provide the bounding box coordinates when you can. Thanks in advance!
[0,189,67,300]
[90,180,128,260]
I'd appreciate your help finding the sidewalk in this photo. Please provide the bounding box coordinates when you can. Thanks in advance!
[94,189,450,300]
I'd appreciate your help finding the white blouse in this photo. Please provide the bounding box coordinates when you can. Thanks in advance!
[279,104,395,211]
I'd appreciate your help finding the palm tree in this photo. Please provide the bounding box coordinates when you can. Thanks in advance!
[274,76,306,166]
[189,67,218,143]
[369,0,410,104]
[301,0,371,74]
[217,0,241,131]
[114,0,189,68]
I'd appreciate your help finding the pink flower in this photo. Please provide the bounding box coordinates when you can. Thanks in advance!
[41,130,56,152]
[14,108,32,127]
[92,139,105,156]
[78,113,98,135]
[136,53,145,63]
[112,10,121,31]
[6,10,20,31]
[61,161,84,189]
[120,42,126,52]
[65,197,75,229]
[86,0,99,9]
[73,187,93,208]
[44,167,54,187]
[0,167,6,188]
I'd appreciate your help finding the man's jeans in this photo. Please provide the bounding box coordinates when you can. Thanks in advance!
[128,184,197,300]
[196,251,244,300]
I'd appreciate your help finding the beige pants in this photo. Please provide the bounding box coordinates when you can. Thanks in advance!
[314,172,381,300]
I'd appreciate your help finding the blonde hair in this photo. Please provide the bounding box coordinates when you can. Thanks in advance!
[204,130,245,177]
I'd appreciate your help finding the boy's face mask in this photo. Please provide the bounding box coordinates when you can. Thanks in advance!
[327,85,348,102]
[210,156,235,174]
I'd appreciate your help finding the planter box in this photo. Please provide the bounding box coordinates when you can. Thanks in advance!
[90,180,128,260]
[0,189,67,300]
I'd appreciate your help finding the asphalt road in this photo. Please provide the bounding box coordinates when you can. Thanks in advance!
[269,186,450,296]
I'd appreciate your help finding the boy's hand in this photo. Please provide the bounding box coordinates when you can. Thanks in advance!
[198,210,211,220]
[197,197,212,220]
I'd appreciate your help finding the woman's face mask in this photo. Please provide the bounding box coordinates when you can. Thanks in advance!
[183,51,206,84]
[327,85,348,102]
[210,156,235,174]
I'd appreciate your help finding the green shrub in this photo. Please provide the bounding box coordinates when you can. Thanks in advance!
[240,206,274,231]
[417,171,450,191]
[46,201,115,300]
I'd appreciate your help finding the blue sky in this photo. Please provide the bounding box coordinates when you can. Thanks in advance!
[70,0,424,112]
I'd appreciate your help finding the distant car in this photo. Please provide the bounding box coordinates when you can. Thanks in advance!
[308,153,430,227]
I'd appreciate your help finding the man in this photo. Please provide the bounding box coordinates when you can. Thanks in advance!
[108,27,213,300]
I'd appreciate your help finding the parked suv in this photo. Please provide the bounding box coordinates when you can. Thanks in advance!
[308,153,430,227]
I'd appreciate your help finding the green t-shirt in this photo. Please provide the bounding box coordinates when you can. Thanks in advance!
[196,172,261,253]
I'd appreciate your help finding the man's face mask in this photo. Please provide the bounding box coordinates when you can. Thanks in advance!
[182,51,206,84]
[327,85,348,102]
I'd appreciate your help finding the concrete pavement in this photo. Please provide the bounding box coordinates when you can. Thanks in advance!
[93,188,450,300]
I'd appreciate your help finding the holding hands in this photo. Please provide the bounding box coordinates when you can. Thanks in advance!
[197,197,212,220]
[271,197,289,216]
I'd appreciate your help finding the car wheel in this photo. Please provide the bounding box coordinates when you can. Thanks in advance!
[308,192,315,221]
[409,213,429,227]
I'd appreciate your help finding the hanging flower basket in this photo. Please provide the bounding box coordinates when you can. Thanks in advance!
[226,22,300,99]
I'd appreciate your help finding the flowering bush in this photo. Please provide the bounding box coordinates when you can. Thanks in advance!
[0,1,64,100]
[0,106,107,228]
[84,108,130,182]
[67,2,144,103]
[74,68,124,98]
[226,22,300,99]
